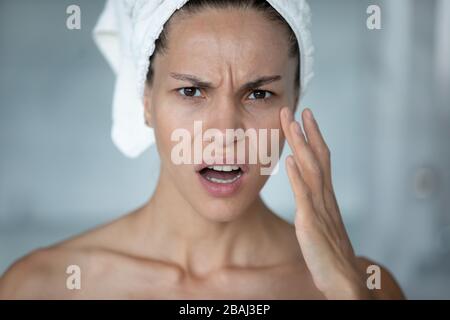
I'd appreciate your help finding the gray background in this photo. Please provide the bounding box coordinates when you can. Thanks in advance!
[1,0,449,299]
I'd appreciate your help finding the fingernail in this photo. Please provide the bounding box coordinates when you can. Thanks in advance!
[305,108,314,120]
[284,107,293,121]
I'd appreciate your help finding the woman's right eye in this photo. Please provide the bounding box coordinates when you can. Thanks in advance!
[177,87,202,98]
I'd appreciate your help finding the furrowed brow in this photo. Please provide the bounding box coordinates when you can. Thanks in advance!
[169,73,282,91]
[169,72,214,88]
[240,75,282,91]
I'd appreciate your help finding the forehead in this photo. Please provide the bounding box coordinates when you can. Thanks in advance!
[159,8,292,77]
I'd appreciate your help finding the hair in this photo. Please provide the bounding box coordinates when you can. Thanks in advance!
[145,0,300,94]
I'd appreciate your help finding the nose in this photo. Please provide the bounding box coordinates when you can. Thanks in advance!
[203,93,246,147]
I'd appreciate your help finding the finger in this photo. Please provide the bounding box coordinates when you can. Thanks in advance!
[288,119,324,199]
[302,108,333,191]
[287,155,343,247]
[281,107,324,206]
[280,106,294,144]
[301,108,345,228]
[281,107,322,190]
[285,155,316,229]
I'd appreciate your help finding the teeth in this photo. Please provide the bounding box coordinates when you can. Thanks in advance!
[207,165,240,172]
[205,173,242,184]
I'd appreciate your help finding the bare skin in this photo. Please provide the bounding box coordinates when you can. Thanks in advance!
[0,198,403,299]
[0,7,404,300]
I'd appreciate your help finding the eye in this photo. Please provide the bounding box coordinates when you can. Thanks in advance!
[248,90,273,100]
[177,87,202,98]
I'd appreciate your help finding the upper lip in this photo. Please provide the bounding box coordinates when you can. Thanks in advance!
[195,161,249,173]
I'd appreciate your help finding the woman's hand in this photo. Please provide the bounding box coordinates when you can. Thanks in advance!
[280,107,372,300]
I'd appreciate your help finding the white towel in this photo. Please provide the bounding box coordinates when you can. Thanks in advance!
[92,0,314,158]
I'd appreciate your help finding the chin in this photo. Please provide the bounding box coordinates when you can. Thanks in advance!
[195,200,249,222]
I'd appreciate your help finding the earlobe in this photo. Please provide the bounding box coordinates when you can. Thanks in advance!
[144,109,151,128]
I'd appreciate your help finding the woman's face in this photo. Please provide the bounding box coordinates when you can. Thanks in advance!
[144,7,298,221]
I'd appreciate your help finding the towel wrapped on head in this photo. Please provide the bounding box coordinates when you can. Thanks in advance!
[92,0,314,158]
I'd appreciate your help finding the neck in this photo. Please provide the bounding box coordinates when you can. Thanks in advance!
[134,165,291,278]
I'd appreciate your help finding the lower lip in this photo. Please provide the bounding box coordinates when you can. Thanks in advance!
[197,170,245,197]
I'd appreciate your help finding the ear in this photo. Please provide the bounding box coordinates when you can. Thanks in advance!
[143,84,153,128]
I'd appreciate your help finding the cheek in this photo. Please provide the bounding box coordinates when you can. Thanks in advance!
[252,111,284,152]
[152,110,185,164]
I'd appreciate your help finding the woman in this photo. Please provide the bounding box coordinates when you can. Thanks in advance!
[0,0,405,299]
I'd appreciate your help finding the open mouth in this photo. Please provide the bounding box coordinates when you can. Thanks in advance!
[195,163,248,197]
[199,165,243,184]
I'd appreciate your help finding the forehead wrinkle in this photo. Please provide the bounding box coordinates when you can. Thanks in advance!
[165,8,290,90]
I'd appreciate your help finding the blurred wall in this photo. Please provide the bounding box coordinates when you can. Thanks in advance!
[0,0,449,299]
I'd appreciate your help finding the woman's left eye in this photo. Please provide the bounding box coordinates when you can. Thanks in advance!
[248,90,273,100]
[177,87,203,98]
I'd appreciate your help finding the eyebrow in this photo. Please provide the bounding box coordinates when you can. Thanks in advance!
[169,72,282,91]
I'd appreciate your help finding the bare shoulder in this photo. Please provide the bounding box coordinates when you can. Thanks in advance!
[0,212,132,299]
[356,256,406,300]
[0,245,95,299]
[0,209,176,299]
